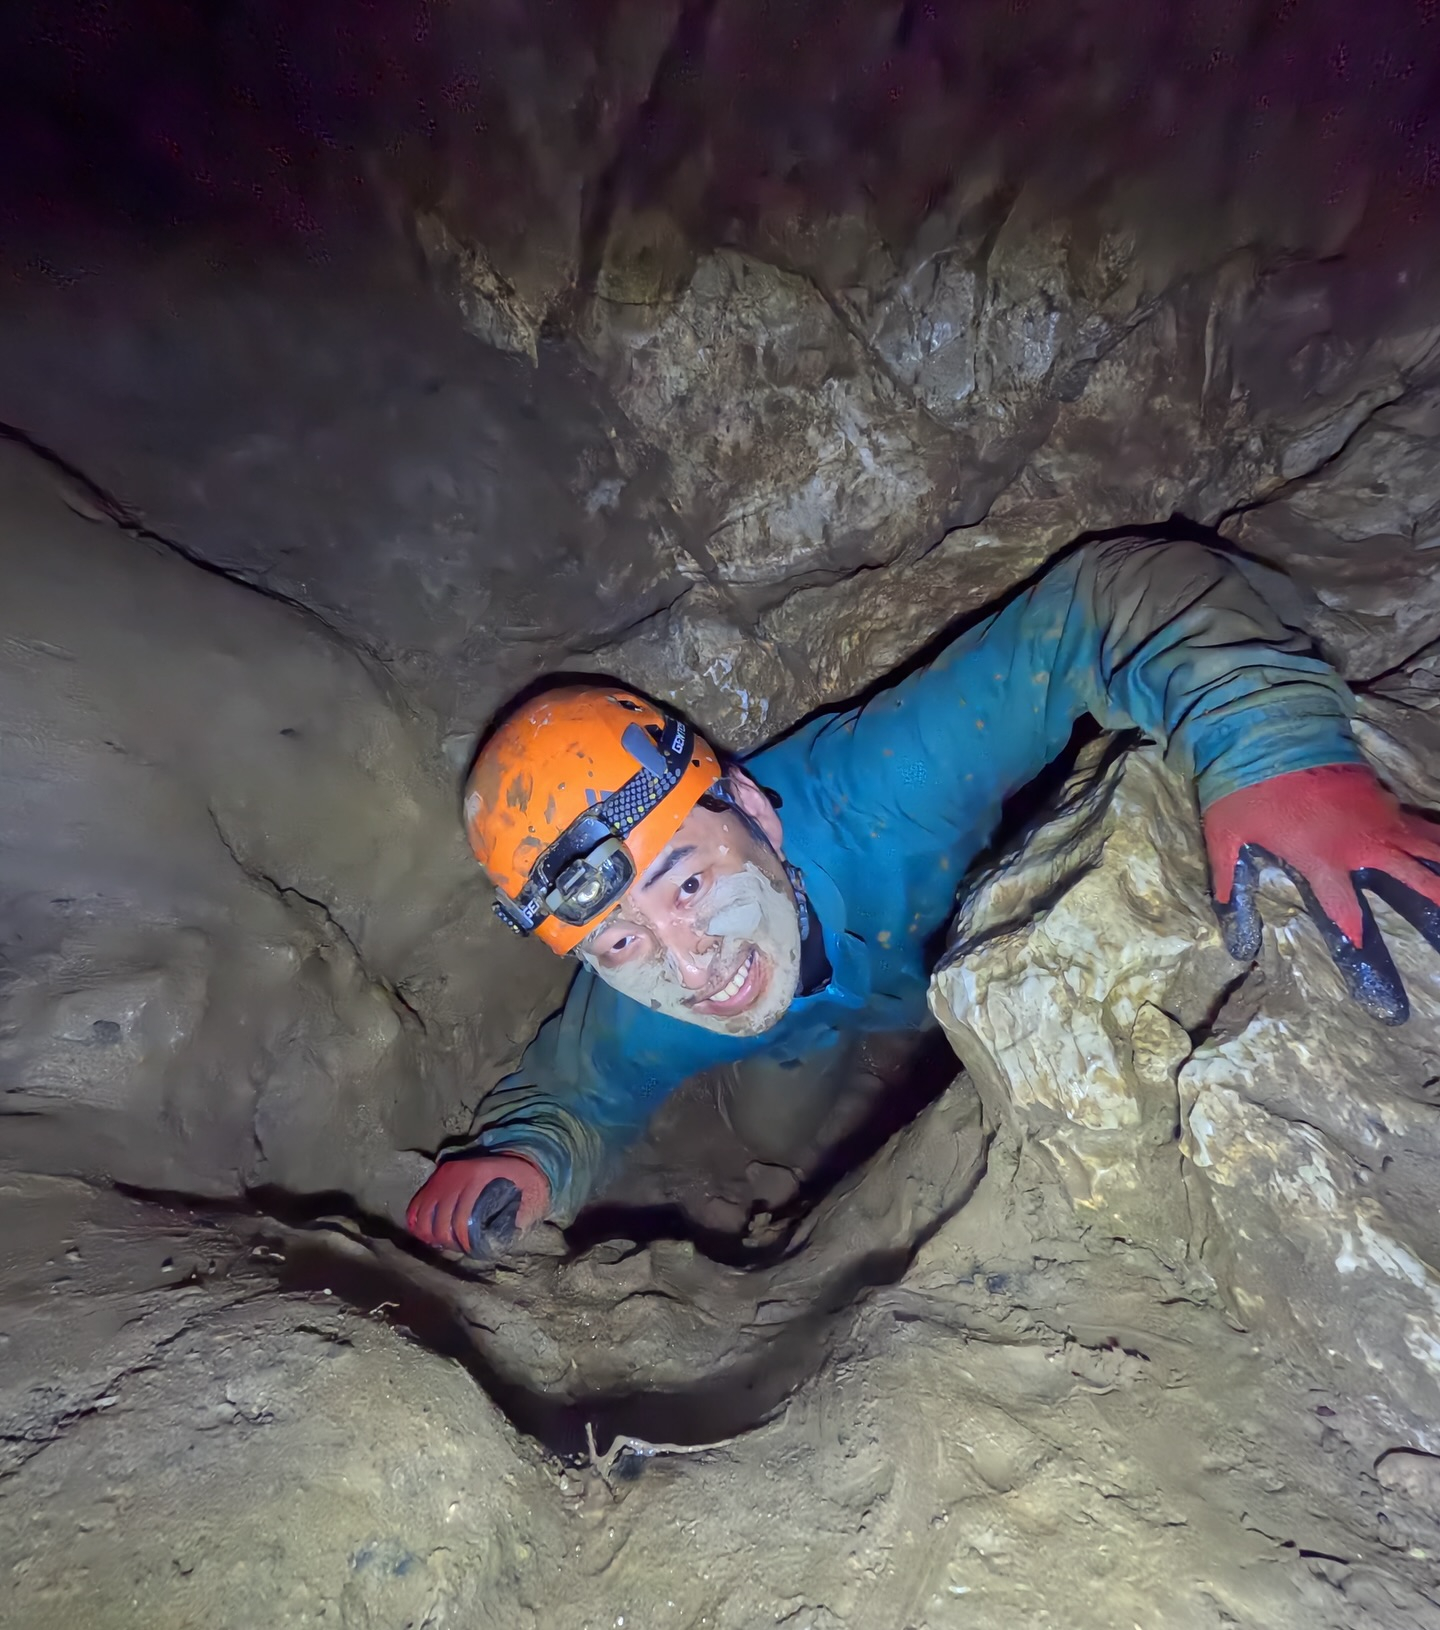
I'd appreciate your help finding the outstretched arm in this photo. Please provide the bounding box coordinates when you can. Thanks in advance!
[801,534,1438,1019]
[800,534,1361,831]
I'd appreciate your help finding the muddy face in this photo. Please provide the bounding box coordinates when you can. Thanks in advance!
[578,805,802,1037]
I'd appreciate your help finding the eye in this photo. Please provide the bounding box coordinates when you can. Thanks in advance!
[679,873,703,898]
[587,926,639,963]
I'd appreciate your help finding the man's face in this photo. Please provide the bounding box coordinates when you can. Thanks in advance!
[577,773,802,1036]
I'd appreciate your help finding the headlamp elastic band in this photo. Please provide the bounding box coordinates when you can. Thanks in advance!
[492,716,697,937]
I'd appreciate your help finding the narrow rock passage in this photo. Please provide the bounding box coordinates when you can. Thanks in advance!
[6,3,1440,1624]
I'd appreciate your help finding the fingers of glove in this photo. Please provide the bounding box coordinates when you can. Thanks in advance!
[1204,820,1245,906]
[1372,849,1440,916]
[1397,812,1440,867]
[1213,847,1262,960]
[1290,869,1410,1025]
[407,1166,487,1254]
[1205,823,1359,951]
[419,1173,463,1253]
[441,1176,483,1255]
[1359,864,1440,961]
[405,1183,445,1247]
[1292,855,1368,948]
[467,1177,523,1255]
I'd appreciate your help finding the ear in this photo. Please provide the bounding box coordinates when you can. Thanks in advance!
[726,768,785,857]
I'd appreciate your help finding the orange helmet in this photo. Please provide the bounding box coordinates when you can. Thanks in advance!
[464,685,722,954]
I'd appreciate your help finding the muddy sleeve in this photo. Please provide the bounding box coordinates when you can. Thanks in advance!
[459,967,716,1224]
[805,534,1362,836]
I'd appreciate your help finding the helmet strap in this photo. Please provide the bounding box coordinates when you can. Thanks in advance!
[785,859,812,943]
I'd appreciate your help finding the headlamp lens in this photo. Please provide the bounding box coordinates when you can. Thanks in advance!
[545,836,635,927]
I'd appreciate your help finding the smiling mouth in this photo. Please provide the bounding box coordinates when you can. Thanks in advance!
[691,947,762,1015]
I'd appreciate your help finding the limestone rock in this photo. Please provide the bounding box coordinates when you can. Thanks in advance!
[582,249,959,592]
[585,581,798,750]
[413,211,556,364]
[931,742,1440,1467]
[1229,369,1440,683]
[0,438,564,1203]
[586,230,1440,747]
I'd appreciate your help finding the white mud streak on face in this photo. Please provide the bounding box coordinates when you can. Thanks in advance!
[582,860,801,1036]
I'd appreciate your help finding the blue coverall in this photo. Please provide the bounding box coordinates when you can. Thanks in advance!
[468,537,1362,1220]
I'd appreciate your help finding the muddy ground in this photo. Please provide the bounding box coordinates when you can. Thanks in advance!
[8,1053,1436,1630]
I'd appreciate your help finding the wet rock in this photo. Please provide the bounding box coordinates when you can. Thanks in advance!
[585,581,797,750]
[931,742,1440,1468]
[432,1073,987,1410]
[582,248,959,594]
[582,227,1440,745]
[1228,366,1440,683]
[0,438,563,1203]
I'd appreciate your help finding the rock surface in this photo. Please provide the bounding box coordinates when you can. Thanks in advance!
[8,4,1440,752]
[0,435,558,1210]
[10,956,1440,1629]
[5,4,1440,1626]
[932,744,1440,1618]
[0,1178,572,1630]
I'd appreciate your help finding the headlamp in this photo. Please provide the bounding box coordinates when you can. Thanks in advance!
[492,716,697,939]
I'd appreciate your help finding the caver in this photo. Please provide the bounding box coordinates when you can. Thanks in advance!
[407,535,1440,1259]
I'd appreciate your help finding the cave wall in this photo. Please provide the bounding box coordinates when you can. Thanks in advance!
[6,0,1440,749]
[4,2,1440,1209]
[4,6,1440,1626]
[0,435,527,1209]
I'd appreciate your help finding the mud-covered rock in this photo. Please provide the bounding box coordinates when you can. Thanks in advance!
[0,438,559,1206]
[13,1064,1440,1628]
[931,742,1440,1505]
[0,1180,569,1630]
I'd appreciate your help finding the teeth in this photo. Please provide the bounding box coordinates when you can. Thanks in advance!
[713,952,751,1004]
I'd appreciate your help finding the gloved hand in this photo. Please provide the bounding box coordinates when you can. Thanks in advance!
[405,1152,550,1258]
[1204,763,1440,1024]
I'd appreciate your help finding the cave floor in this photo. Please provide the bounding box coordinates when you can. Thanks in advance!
[4,1065,1437,1630]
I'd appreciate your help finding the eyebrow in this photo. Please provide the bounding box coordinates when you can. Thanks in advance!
[640,843,698,892]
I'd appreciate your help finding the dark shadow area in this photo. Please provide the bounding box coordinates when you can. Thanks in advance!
[270,1224,925,1462]
[779,1028,964,1212]
[566,1026,965,1262]
[118,1117,990,1463]
[7,0,1440,290]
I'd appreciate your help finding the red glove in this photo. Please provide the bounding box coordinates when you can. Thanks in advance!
[405,1153,550,1258]
[1204,763,1440,1024]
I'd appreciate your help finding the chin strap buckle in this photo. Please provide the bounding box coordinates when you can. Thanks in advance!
[785,861,811,942]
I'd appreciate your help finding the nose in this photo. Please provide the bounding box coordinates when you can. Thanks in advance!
[664,927,719,990]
